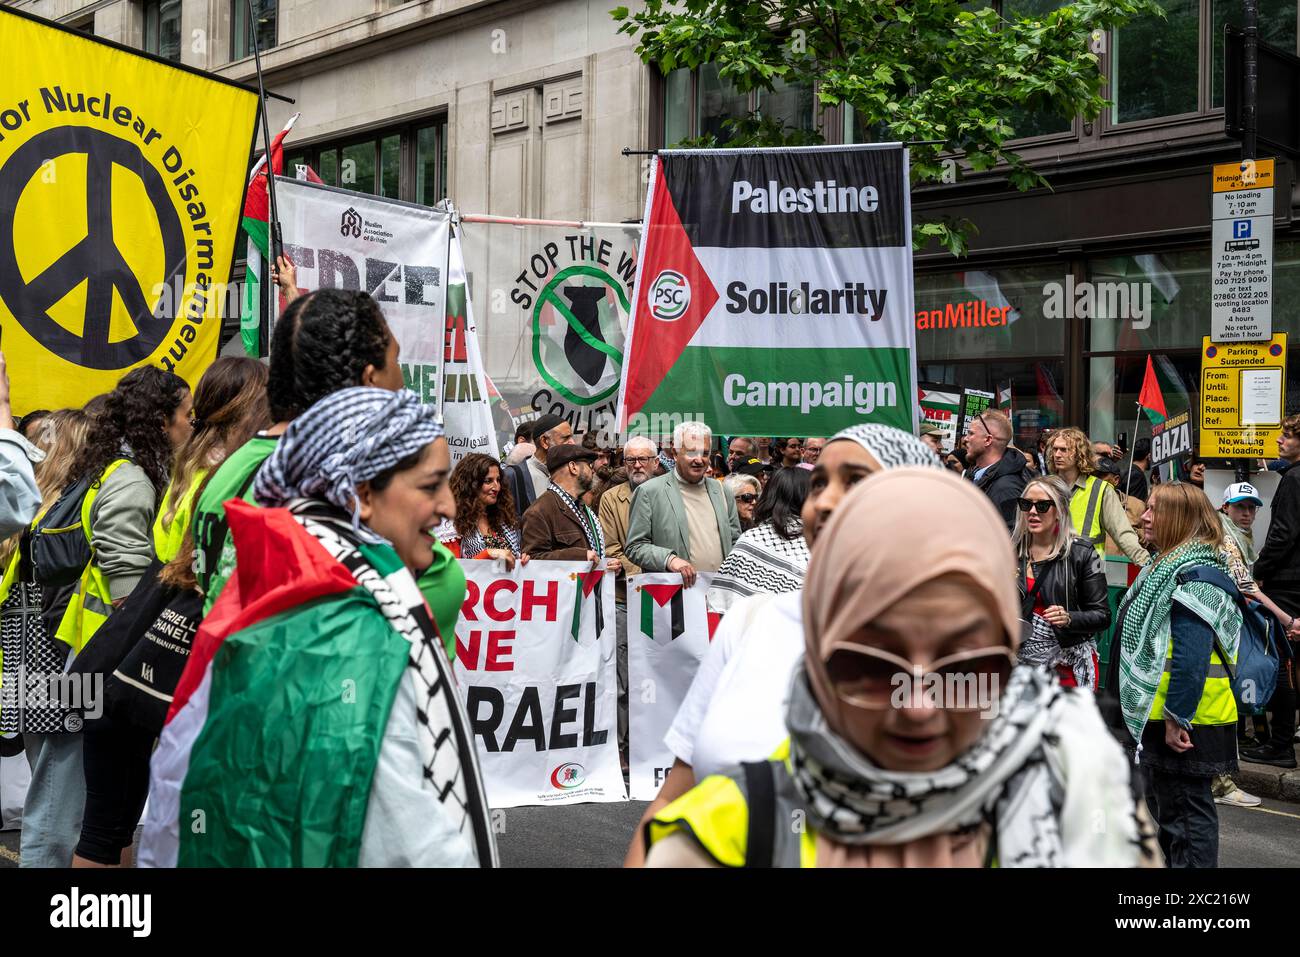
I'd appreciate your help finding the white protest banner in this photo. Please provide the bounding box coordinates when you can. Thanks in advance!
[444,231,501,464]
[618,145,917,437]
[452,560,624,807]
[626,572,715,801]
[278,178,448,399]
[458,216,639,438]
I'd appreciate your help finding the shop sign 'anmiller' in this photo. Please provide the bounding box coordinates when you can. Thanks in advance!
[0,9,258,414]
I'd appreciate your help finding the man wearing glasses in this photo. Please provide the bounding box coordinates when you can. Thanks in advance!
[599,436,661,762]
[626,421,741,588]
[961,408,1031,532]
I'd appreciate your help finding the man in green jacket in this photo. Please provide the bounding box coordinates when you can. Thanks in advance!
[625,421,740,587]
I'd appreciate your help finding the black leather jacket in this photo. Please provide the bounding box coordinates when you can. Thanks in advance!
[1016,537,1111,647]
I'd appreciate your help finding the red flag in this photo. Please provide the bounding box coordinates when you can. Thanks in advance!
[1137,355,1167,425]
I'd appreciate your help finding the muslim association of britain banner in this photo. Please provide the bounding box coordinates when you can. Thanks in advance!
[627,573,715,801]
[0,8,259,415]
[452,561,623,807]
[618,145,917,436]
[278,179,498,465]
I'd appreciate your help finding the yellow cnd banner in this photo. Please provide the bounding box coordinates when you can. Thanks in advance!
[0,9,259,415]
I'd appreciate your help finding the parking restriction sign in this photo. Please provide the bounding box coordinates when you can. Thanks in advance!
[1211,159,1274,342]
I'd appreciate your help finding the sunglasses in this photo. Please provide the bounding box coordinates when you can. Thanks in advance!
[823,644,1015,711]
[736,493,758,504]
[1016,498,1054,513]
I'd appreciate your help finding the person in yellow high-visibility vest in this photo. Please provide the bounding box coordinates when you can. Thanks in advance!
[1048,427,1149,566]
[55,368,192,654]
[20,366,190,870]
[644,469,1158,868]
[1117,483,1244,868]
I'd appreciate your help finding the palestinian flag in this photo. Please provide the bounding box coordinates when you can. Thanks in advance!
[1137,354,1168,425]
[618,147,915,436]
[138,500,495,867]
[570,569,606,641]
[240,114,322,357]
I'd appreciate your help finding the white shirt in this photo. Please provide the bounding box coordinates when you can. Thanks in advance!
[663,590,805,780]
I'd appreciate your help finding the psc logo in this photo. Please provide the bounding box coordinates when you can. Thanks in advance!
[340,207,362,238]
[648,269,690,321]
[550,762,586,790]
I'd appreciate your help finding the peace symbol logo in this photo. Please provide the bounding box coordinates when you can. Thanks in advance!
[0,127,187,370]
[531,264,628,407]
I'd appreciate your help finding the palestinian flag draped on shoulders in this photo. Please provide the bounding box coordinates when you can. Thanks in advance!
[240,114,321,357]
[137,500,496,868]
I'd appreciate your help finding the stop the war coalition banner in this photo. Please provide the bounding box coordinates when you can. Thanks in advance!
[277,177,498,463]
[627,573,714,801]
[0,8,258,414]
[452,560,623,807]
[618,145,917,435]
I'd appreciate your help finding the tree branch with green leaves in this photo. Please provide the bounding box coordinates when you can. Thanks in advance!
[612,0,1165,256]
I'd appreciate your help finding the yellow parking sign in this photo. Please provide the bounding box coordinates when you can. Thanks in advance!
[1199,333,1288,458]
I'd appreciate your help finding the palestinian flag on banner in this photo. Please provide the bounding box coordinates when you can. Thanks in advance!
[639,582,720,641]
[570,569,606,641]
[1137,354,1168,425]
[640,582,685,641]
[240,114,322,356]
[997,381,1013,411]
[138,500,493,868]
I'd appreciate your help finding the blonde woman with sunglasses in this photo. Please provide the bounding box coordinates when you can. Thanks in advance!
[1012,475,1111,690]
[644,468,1156,868]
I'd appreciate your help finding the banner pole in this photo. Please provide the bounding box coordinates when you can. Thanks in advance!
[246,0,281,358]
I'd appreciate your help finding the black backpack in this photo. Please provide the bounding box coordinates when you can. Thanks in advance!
[28,474,95,587]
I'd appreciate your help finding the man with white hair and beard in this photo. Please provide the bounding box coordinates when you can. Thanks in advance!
[599,435,660,763]
[626,421,741,586]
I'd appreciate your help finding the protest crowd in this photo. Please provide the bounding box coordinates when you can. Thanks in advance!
[1,276,1297,870]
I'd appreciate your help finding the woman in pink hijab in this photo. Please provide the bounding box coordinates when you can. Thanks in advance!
[644,468,1158,867]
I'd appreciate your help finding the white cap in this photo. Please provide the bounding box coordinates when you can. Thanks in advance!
[1223,482,1264,507]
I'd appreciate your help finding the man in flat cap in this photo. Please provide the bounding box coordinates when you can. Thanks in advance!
[501,412,575,519]
[522,444,620,568]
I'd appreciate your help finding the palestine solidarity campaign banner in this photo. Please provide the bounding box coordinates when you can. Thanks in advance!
[626,573,714,801]
[618,145,917,436]
[0,8,259,414]
[452,561,623,807]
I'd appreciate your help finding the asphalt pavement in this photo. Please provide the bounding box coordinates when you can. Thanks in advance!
[3,794,1297,868]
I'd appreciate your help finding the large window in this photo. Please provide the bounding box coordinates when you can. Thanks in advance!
[283,118,449,206]
[1085,242,1300,449]
[144,0,182,62]
[1211,0,1299,106]
[232,0,277,60]
[915,264,1069,450]
[1112,0,1300,125]
[662,64,815,145]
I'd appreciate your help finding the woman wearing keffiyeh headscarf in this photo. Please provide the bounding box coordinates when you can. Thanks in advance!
[643,467,1158,867]
[139,388,497,868]
[625,424,948,866]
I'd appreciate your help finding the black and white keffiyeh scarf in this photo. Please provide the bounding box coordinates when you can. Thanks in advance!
[291,501,498,867]
[255,388,445,545]
[785,663,1151,866]
[829,423,945,470]
[547,483,605,557]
